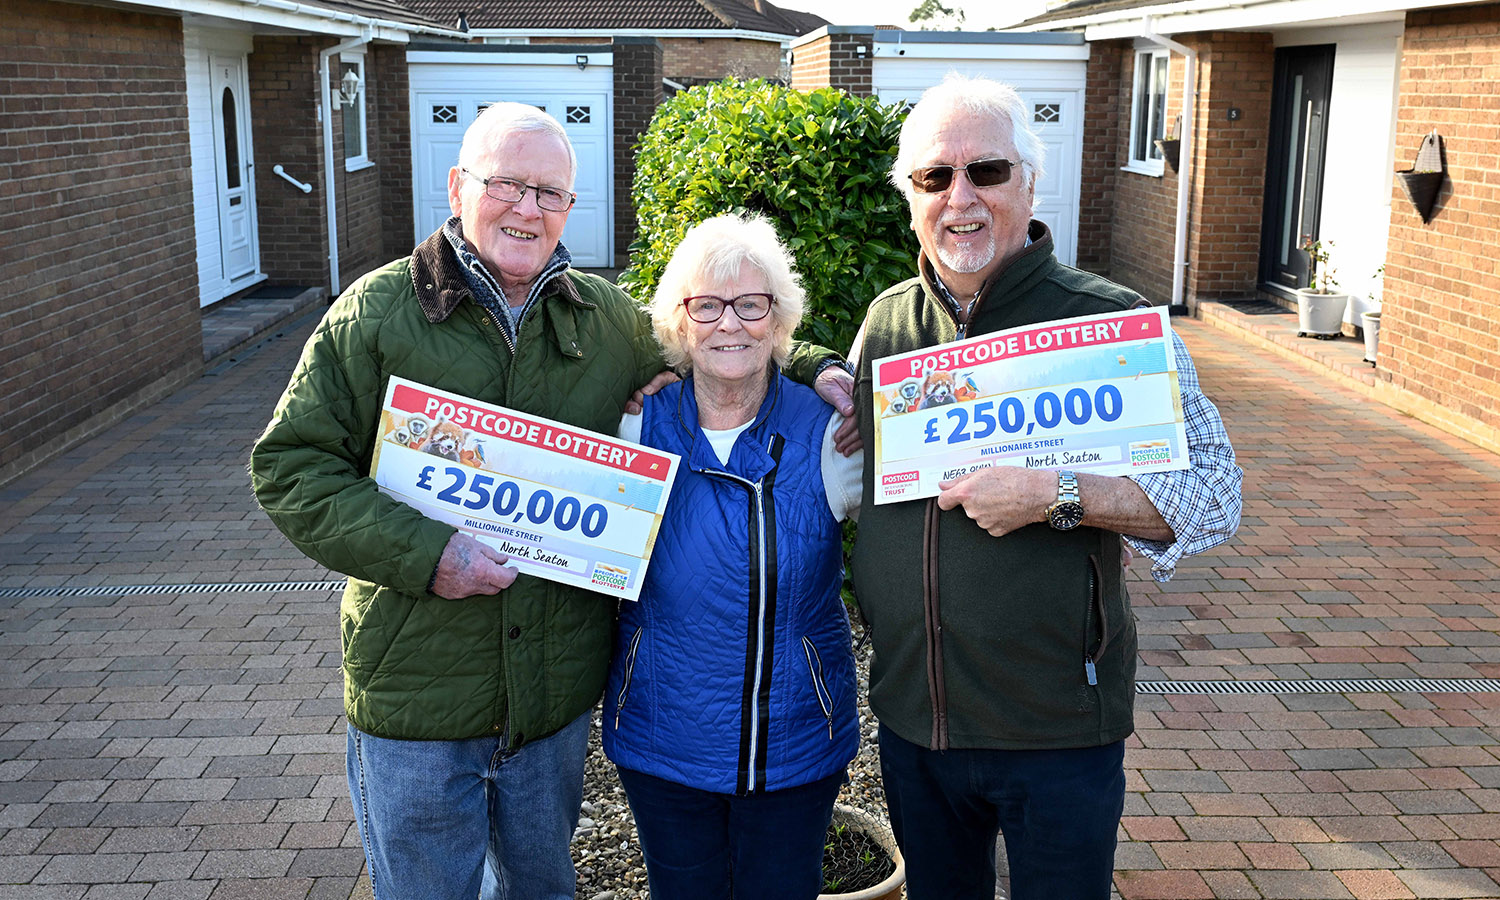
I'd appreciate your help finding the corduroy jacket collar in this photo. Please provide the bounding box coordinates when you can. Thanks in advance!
[408,228,594,325]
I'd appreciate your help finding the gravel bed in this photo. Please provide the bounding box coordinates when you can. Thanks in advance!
[572,626,889,900]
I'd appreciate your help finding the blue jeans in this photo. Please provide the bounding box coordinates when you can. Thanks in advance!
[617,766,845,900]
[346,711,589,900]
[878,725,1125,900]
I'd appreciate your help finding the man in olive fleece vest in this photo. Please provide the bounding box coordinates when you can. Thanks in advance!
[850,76,1242,900]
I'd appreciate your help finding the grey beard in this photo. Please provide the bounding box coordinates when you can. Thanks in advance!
[936,234,995,274]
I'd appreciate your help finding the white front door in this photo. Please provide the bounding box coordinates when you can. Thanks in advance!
[209,53,259,288]
[409,54,613,268]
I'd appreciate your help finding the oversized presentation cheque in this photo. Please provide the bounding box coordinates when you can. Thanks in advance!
[370,377,681,601]
[872,307,1189,505]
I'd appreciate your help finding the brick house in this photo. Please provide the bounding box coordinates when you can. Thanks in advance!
[3,0,697,484]
[404,0,828,89]
[0,0,479,484]
[1005,0,1500,455]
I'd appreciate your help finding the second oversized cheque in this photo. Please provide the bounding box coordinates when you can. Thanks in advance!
[370,377,680,602]
[871,307,1190,504]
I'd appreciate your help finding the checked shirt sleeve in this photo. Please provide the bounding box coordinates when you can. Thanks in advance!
[1126,330,1243,582]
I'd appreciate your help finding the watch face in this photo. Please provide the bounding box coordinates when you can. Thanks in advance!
[1049,501,1085,531]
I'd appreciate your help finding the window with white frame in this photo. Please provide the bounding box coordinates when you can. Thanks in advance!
[1128,47,1169,172]
[340,51,369,169]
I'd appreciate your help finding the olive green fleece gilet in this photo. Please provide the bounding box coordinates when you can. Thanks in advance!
[852,223,1142,751]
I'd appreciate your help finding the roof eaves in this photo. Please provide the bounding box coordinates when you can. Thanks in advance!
[111,0,463,38]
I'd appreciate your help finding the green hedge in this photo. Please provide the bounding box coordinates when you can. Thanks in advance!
[619,79,915,356]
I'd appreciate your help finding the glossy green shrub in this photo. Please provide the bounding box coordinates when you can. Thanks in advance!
[619,79,915,356]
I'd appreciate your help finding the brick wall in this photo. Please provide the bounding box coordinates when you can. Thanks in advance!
[612,37,664,268]
[1104,33,1272,306]
[336,57,384,284]
[1077,40,1125,275]
[1108,48,1180,303]
[1380,4,1500,444]
[249,36,328,288]
[250,36,396,290]
[0,0,201,482]
[1186,32,1272,302]
[659,37,782,83]
[374,43,414,263]
[789,33,872,97]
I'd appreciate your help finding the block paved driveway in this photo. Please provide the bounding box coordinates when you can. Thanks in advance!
[1,312,1499,899]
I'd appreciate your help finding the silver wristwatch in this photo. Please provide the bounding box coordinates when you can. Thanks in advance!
[1045,470,1085,531]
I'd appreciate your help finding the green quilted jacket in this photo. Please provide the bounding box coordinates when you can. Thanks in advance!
[253,232,660,745]
[251,231,835,746]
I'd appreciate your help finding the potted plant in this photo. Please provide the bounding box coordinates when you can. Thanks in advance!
[1153,115,1182,173]
[1359,264,1384,365]
[1295,237,1349,339]
[818,804,905,900]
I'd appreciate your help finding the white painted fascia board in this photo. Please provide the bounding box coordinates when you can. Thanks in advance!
[408,49,615,66]
[1012,0,1479,37]
[471,27,794,43]
[112,0,465,40]
[870,42,1089,61]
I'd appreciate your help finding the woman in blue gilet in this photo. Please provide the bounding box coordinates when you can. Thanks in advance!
[606,213,861,899]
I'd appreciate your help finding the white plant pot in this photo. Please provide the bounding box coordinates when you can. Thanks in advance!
[1294,289,1348,337]
[1361,311,1381,365]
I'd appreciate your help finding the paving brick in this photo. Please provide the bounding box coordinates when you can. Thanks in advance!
[1246,869,1358,899]
[1154,841,1249,870]
[1394,867,1500,898]
[1122,816,1187,842]
[1335,869,1417,900]
[1239,840,1311,869]
[1115,869,1216,899]
[34,853,142,884]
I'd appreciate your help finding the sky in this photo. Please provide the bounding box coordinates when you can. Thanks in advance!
[774,0,1049,30]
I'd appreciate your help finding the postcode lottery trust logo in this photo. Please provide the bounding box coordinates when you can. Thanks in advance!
[881,470,920,497]
[590,563,630,591]
[1129,440,1173,467]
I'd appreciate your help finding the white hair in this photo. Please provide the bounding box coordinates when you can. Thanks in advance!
[890,74,1047,203]
[650,214,807,374]
[458,102,577,189]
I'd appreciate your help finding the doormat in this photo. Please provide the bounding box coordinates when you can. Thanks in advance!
[1215,299,1294,316]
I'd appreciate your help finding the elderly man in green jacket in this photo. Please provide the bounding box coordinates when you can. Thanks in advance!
[250,102,853,900]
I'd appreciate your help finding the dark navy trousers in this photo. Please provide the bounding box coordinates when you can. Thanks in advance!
[878,725,1126,900]
[617,766,845,900]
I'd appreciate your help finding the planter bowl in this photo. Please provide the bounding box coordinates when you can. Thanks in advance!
[818,805,906,900]
[1361,310,1381,365]
[1294,288,1348,338]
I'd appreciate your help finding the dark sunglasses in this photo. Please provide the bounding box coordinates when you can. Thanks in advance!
[908,157,1021,194]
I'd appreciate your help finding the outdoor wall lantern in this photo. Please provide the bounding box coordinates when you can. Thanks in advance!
[338,68,363,107]
[576,54,589,70]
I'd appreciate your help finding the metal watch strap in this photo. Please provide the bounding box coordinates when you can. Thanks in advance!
[1057,470,1079,504]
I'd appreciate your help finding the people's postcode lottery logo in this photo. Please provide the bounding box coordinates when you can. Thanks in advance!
[590,563,631,591]
[1129,440,1173,467]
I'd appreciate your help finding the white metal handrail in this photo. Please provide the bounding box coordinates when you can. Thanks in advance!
[272,165,312,193]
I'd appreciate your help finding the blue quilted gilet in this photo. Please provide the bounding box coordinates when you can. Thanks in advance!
[603,373,858,794]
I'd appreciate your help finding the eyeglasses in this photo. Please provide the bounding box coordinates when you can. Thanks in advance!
[908,157,1021,194]
[682,293,775,324]
[461,169,576,212]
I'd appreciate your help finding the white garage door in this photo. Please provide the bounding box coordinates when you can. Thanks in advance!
[409,51,613,267]
[873,44,1087,268]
